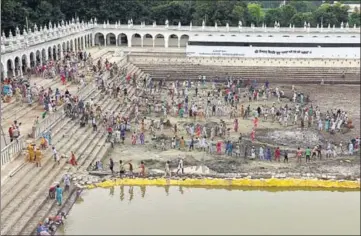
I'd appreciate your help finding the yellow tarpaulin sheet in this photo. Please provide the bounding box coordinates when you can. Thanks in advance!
[86,178,360,190]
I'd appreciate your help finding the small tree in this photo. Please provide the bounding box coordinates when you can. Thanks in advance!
[247,3,264,26]
[349,7,361,27]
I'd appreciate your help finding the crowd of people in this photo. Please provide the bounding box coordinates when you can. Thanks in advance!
[13,49,357,235]
[87,75,360,178]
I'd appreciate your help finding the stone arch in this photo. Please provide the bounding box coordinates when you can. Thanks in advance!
[143,34,153,47]
[94,32,105,46]
[41,48,47,64]
[168,34,178,47]
[21,54,28,74]
[154,34,165,47]
[36,50,41,65]
[106,33,116,46]
[117,33,128,46]
[53,45,57,60]
[30,52,35,68]
[14,57,21,76]
[131,33,142,47]
[180,34,190,47]
[7,59,14,77]
[48,46,52,61]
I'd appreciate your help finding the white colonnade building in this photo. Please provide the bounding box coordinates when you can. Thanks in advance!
[1,17,360,78]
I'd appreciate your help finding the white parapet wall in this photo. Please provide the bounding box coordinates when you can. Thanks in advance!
[128,54,361,68]
[186,45,360,59]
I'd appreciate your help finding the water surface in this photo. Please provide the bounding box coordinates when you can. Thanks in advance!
[60,186,360,235]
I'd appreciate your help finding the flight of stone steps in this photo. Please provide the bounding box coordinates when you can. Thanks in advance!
[133,63,361,84]
[0,49,115,166]
[0,62,147,235]
[1,49,114,123]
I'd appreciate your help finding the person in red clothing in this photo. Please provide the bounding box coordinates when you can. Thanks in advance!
[274,147,281,162]
[250,128,256,142]
[61,74,66,85]
[69,151,77,166]
[8,126,14,142]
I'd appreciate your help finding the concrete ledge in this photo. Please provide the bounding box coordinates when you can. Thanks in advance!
[86,177,360,190]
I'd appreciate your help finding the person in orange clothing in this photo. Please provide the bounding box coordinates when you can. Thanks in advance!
[69,151,77,166]
[40,136,48,149]
[27,143,35,162]
[35,148,42,167]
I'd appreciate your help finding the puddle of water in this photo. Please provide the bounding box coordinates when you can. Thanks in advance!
[59,187,360,235]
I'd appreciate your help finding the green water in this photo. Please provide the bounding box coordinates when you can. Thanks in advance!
[60,186,360,235]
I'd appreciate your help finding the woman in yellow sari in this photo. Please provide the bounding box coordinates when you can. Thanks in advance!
[27,144,35,162]
[35,148,42,167]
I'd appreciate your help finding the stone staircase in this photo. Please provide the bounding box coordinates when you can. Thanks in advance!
[133,63,360,84]
[0,61,148,235]
[127,52,360,84]
[0,49,115,167]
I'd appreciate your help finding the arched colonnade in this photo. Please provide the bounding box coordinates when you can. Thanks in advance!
[94,32,190,48]
[2,33,94,78]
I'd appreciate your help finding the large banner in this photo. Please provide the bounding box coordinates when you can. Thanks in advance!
[186,45,360,59]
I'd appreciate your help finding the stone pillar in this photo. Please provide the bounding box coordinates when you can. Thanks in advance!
[152,38,155,48]
[116,36,118,46]
[141,37,143,47]
[128,39,131,48]
[19,60,23,76]
[165,38,168,48]
[44,52,48,62]
[83,36,86,49]
[74,39,78,52]
[59,44,63,59]
[178,38,180,48]
[26,56,30,69]
[4,70,8,79]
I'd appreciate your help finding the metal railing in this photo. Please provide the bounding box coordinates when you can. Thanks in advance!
[1,137,26,167]
[0,83,95,168]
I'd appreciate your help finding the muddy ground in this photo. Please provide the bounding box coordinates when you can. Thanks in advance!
[101,84,360,179]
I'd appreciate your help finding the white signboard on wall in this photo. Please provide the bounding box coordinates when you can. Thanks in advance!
[186,45,360,59]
